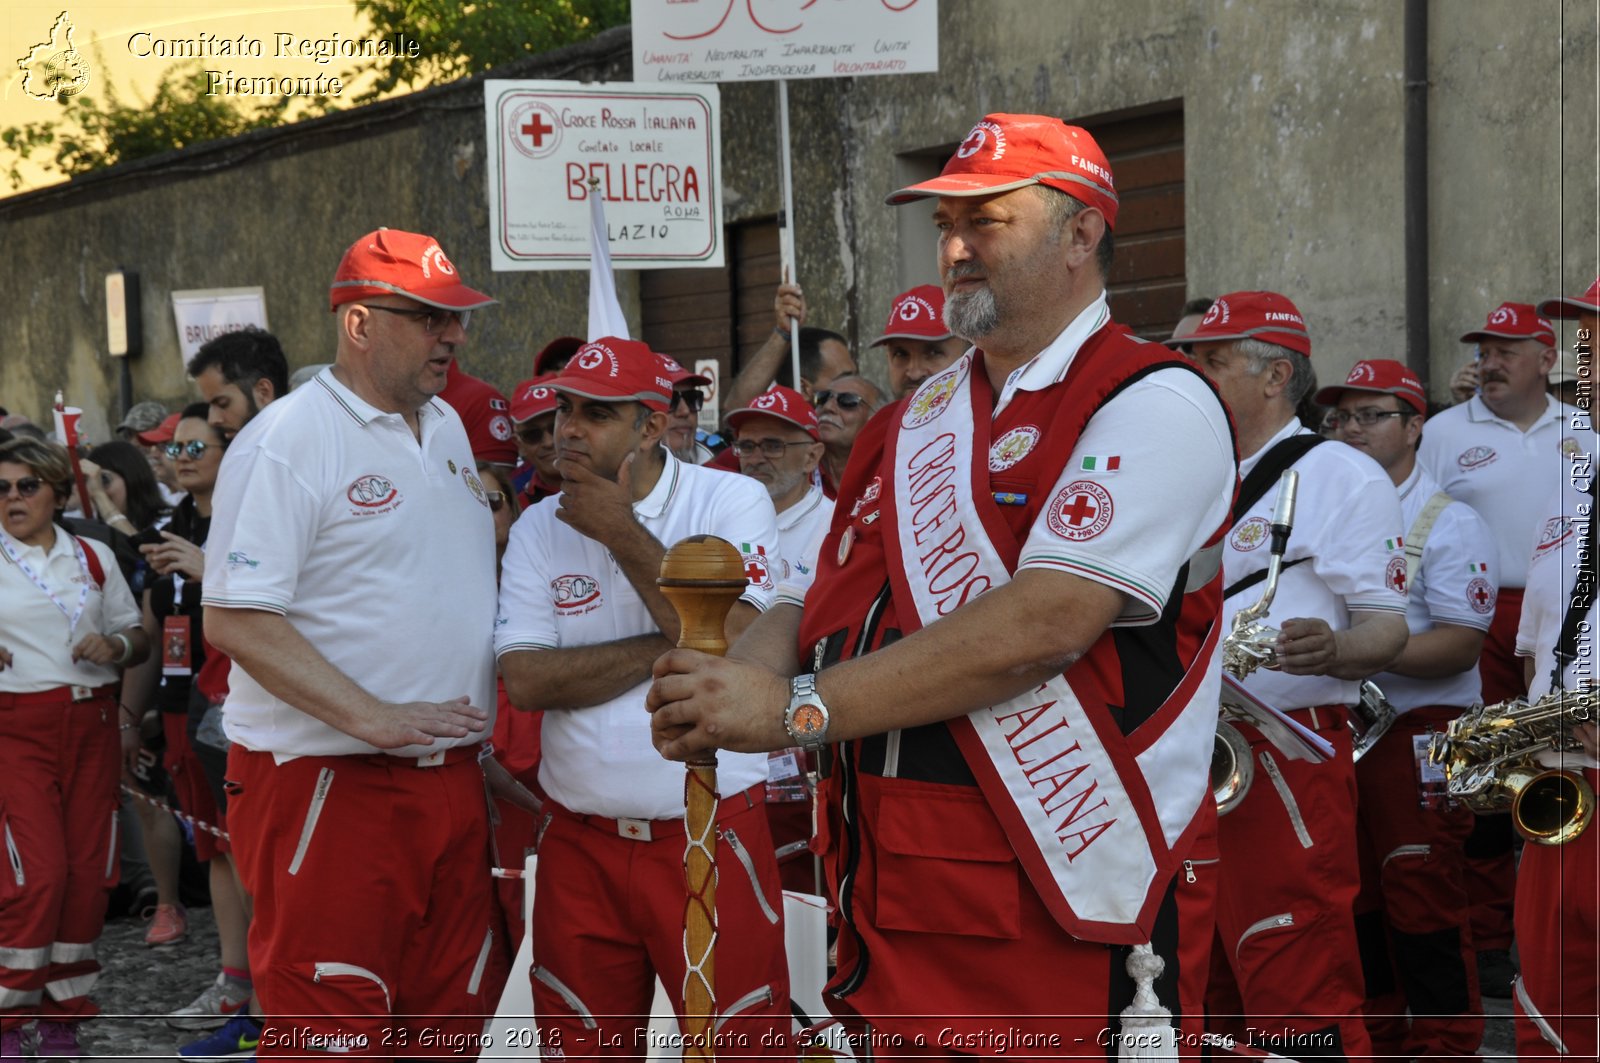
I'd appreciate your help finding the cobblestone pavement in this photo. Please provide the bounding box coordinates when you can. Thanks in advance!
[71,904,1517,1060]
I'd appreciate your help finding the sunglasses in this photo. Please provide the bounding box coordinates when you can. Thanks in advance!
[669,390,704,414]
[516,422,554,445]
[164,440,212,460]
[813,390,867,410]
[365,304,472,335]
[0,477,44,499]
[486,490,505,513]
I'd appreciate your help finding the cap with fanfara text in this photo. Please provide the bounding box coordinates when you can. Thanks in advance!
[547,338,674,412]
[1314,359,1426,416]
[1459,302,1555,346]
[871,285,954,347]
[1162,290,1312,358]
[726,386,820,440]
[886,113,1120,230]
[329,229,496,312]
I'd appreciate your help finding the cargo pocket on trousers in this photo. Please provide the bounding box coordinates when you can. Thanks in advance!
[873,786,1020,939]
[1,802,24,902]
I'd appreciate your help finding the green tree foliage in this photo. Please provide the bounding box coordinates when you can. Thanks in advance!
[2,1,628,189]
[353,0,629,98]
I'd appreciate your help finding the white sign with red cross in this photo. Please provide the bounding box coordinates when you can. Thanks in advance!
[485,80,723,271]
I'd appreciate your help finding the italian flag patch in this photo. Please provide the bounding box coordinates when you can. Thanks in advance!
[1080,454,1121,472]
[1468,561,1488,573]
[1385,537,1405,551]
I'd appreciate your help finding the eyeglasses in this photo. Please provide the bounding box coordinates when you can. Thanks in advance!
[814,390,867,410]
[669,390,704,415]
[164,440,212,460]
[731,438,815,459]
[1330,409,1412,428]
[0,477,43,499]
[365,304,471,335]
[486,490,505,512]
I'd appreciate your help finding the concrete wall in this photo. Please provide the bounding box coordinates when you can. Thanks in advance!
[2,1,1594,438]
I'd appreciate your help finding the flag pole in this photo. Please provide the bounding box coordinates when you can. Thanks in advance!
[776,80,800,389]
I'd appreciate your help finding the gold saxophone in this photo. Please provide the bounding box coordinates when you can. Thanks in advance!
[1214,471,1298,813]
[1428,685,1598,845]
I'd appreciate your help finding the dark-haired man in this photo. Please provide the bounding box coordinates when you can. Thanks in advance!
[186,328,290,443]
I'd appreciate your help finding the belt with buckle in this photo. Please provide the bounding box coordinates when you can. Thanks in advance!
[564,782,765,842]
[0,684,117,709]
[407,742,490,769]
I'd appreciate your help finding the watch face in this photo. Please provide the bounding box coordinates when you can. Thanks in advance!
[791,703,826,738]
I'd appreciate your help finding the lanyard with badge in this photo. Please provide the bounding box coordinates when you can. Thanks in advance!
[0,529,93,643]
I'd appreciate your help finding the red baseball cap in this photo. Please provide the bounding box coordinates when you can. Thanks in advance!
[1164,290,1312,358]
[726,386,820,440]
[870,285,953,347]
[1459,302,1555,345]
[1313,359,1426,416]
[658,354,711,389]
[547,338,673,412]
[509,375,559,424]
[533,336,585,376]
[1537,277,1600,320]
[328,229,496,312]
[137,412,182,446]
[886,114,1119,230]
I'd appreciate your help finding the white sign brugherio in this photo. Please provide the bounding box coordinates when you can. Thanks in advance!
[170,287,269,370]
[485,80,723,271]
[630,0,938,84]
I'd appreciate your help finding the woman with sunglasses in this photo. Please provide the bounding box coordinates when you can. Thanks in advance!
[0,436,148,1059]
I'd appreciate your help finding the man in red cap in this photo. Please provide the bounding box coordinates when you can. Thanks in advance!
[1418,301,1574,985]
[495,338,790,1057]
[727,386,831,891]
[870,284,967,399]
[509,375,560,508]
[1510,276,1599,1059]
[658,355,718,464]
[1318,360,1497,1057]
[647,113,1237,1054]
[203,228,502,1057]
[1182,291,1408,1060]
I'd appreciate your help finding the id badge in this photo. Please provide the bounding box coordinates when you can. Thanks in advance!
[1414,732,1452,810]
[161,615,192,676]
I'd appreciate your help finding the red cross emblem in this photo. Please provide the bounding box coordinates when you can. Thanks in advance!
[625,824,640,836]
[1046,480,1113,541]
[522,112,554,147]
[1385,557,1407,594]
[1468,576,1494,614]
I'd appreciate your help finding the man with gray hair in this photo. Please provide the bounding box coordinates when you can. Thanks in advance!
[1180,290,1409,1059]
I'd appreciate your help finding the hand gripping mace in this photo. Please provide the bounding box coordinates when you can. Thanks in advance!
[658,536,749,1061]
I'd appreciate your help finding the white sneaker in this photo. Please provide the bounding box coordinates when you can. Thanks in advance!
[167,973,251,1031]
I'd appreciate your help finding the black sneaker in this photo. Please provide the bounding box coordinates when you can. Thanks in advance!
[1477,947,1517,998]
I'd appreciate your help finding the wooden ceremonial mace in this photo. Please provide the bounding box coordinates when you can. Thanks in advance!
[658,535,748,1062]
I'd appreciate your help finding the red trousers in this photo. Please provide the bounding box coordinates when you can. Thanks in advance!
[1466,588,1526,953]
[1353,708,1482,1058]
[0,691,120,1030]
[1209,711,1373,1061]
[531,791,791,1059]
[161,713,227,862]
[227,745,501,1060]
[1513,766,1600,1059]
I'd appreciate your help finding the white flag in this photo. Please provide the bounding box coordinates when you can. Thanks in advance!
[587,188,629,341]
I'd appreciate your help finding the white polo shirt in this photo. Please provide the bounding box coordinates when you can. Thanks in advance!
[0,530,139,692]
[1417,395,1582,587]
[1517,479,1597,703]
[203,368,499,758]
[495,451,780,819]
[775,483,832,584]
[1369,465,1497,713]
[1223,421,1408,711]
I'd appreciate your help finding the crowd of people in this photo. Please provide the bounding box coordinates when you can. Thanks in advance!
[0,109,1594,1063]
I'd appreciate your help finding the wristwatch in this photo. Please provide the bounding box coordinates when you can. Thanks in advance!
[784,673,831,750]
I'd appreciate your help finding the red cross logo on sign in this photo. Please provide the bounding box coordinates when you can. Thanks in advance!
[522,112,554,147]
[509,102,561,159]
[1046,480,1113,541]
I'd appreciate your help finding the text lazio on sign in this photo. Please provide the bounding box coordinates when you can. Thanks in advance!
[485,81,724,271]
